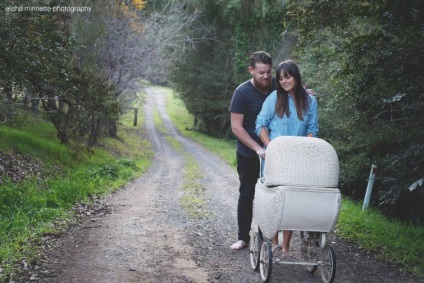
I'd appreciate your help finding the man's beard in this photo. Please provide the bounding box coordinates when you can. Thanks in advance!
[252,76,271,93]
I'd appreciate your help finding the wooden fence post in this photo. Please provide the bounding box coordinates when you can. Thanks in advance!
[133,108,138,126]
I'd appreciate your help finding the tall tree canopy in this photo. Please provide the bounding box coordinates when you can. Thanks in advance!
[169,0,288,137]
[284,0,424,221]
[1,0,205,147]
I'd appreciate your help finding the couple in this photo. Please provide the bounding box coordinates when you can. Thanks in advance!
[229,51,318,257]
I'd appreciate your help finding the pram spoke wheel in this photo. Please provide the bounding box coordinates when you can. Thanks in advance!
[259,241,273,282]
[319,245,336,283]
[250,232,261,271]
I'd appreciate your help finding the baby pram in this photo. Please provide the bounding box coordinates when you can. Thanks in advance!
[250,136,341,283]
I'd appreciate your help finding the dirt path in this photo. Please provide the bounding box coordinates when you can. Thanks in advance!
[20,88,419,282]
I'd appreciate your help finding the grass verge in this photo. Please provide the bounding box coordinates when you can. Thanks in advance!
[0,99,153,282]
[337,198,424,275]
[153,106,208,218]
[160,86,424,278]
[159,87,237,168]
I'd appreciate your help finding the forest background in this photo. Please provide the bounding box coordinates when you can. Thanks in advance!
[1,0,423,230]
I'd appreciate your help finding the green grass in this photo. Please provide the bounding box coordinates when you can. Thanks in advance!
[0,120,90,168]
[160,86,424,278]
[161,86,237,168]
[151,104,207,218]
[0,104,153,282]
[337,198,424,275]
[179,154,208,218]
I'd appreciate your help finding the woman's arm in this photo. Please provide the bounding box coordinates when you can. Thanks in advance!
[259,127,271,147]
[306,95,319,137]
[255,92,276,141]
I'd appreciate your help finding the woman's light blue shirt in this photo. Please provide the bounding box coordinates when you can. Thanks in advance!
[255,90,318,139]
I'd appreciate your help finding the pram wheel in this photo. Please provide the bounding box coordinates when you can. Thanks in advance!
[259,241,273,282]
[319,245,336,283]
[249,232,261,271]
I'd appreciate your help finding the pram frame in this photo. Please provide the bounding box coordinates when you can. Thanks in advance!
[250,138,341,283]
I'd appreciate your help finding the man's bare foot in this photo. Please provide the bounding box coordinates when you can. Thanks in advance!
[230,240,247,250]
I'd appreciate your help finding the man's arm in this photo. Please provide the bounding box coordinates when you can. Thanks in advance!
[231,112,266,158]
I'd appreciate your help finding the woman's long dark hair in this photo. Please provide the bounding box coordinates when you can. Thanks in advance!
[275,60,309,120]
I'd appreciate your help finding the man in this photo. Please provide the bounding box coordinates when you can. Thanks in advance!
[229,51,276,250]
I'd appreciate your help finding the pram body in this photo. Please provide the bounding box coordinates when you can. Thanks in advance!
[250,136,341,283]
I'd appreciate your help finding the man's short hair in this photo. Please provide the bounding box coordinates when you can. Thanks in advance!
[249,51,272,68]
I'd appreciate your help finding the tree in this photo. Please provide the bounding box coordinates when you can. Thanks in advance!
[70,0,207,137]
[1,0,208,147]
[169,0,288,137]
[0,0,74,128]
[0,0,123,147]
[284,0,424,222]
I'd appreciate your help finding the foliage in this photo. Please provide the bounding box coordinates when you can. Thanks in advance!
[1,0,201,146]
[284,0,424,222]
[87,159,138,180]
[69,0,207,137]
[164,87,237,167]
[0,0,123,147]
[0,0,72,124]
[337,198,424,276]
[0,111,152,281]
[168,0,424,221]
[169,0,287,137]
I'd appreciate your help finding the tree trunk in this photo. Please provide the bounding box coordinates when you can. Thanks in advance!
[2,84,14,122]
[31,95,40,113]
[109,120,117,138]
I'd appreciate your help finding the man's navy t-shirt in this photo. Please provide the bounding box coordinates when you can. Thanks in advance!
[229,79,276,157]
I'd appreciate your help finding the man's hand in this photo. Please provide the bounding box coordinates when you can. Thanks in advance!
[306,86,315,96]
[256,147,266,159]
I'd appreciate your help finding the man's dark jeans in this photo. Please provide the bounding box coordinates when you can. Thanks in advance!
[236,153,260,243]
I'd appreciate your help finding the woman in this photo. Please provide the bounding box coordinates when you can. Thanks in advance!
[255,60,318,257]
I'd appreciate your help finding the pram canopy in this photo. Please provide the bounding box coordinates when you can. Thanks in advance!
[262,136,339,188]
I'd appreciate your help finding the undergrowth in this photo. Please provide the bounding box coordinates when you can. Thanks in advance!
[0,100,153,282]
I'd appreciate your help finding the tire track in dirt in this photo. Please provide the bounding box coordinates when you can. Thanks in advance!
[32,89,210,283]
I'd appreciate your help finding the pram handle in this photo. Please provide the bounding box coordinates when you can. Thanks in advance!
[259,156,265,182]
